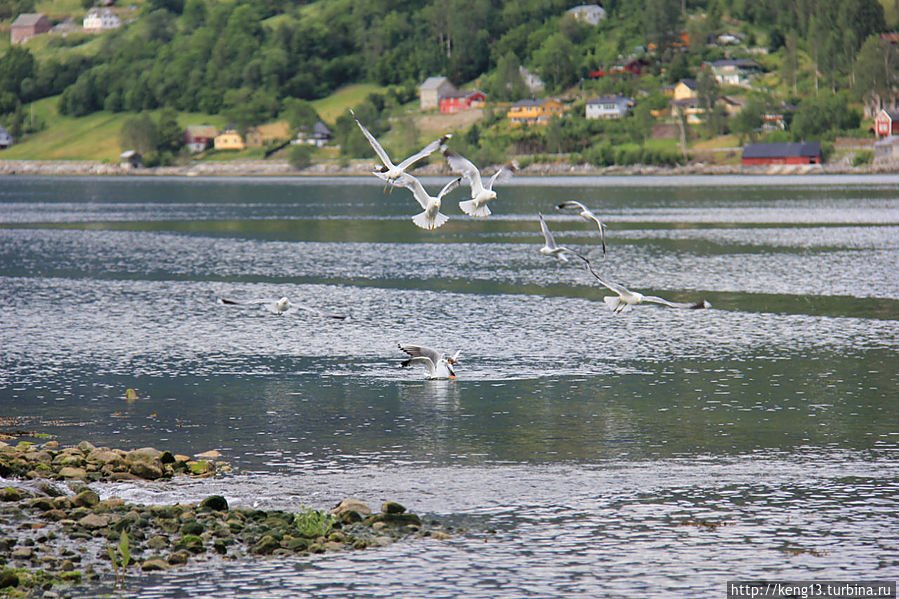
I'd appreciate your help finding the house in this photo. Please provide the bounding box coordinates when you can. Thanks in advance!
[120,150,142,169]
[874,109,899,137]
[0,126,13,149]
[507,98,566,125]
[672,79,697,101]
[717,32,745,45]
[586,95,633,119]
[419,77,456,110]
[710,59,759,87]
[214,127,245,151]
[439,89,486,114]
[874,136,899,163]
[741,142,821,166]
[292,121,332,147]
[10,13,51,44]
[566,4,606,25]
[83,7,121,32]
[183,125,217,153]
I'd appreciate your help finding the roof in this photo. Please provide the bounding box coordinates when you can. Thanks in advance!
[878,109,899,120]
[441,88,485,99]
[420,76,451,90]
[742,142,821,159]
[587,95,632,105]
[313,121,331,137]
[512,98,553,108]
[12,13,48,27]
[678,79,697,90]
[185,125,217,137]
[711,59,759,69]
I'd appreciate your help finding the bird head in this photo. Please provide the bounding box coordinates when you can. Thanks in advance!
[275,297,290,312]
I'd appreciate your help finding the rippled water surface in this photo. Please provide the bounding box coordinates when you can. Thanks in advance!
[1,175,898,597]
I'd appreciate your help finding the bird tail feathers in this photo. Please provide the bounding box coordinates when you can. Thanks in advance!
[603,296,621,311]
[459,199,491,218]
[412,211,448,230]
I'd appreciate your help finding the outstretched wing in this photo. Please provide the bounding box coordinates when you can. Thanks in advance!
[398,343,441,365]
[393,173,430,210]
[396,134,452,171]
[538,213,557,249]
[219,297,276,306]
[351,110,393,169]
[437,176,463,200]
[557,201,587,212]
[583,262,630,296]
[443,148,484,193]
[485,167,508,191]
[643,296,711,310]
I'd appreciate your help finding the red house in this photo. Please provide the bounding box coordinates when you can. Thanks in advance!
[874,109,899,137]
[439,90,486,114]
[742,142,821,165]
[10,13,51,44]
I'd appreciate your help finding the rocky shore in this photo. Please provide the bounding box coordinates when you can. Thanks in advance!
[0,158,895,178]
[0,440,449,597]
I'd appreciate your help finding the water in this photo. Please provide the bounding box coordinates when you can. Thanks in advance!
[1,175,897,597]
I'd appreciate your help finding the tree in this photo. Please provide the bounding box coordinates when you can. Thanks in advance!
[288,144,313,170]
[156,108,183,154]
[781,30,798,94]
[732,100,763,143]
[120,114,159,154]
[282,98,320,131]
[487,51,528,101]
[643,0,682,53]
[534,34,578,93]
[853,35,896,117]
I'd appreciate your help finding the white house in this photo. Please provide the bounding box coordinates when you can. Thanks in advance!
[0,125,13,149]
[586,95,633,119]
[419,76,456,110]
[566,4,606,26]
[292,121,332,147]
[710,59,759,87]
[83,7,121,32]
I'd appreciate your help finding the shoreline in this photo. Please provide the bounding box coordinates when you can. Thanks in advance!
[1,158,897,178]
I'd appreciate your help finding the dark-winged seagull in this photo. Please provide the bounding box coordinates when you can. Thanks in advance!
[397,343,460,379]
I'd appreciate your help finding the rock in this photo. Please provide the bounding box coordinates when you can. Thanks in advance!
[0,570,19,588]
[41,509,68,522]
[251,535,281,555]
[57,467,87,480]
[428,530,453,540]
[72,489,100,508]
[86,449,125,467]
[77,441,97,454]
[147,535,169,550]
[77,513,110,530]
[193,450,220,459]
[11,547,34,560]
[330,498,372,517]
[167,550,189,565]
[199,495,228,512]
[323,541,344,552]
[0,487,22,502]
[158,451,175,464]
[97,497,125,510]
[130,460,163,480]
[381,501,406,514]
[108,472,141,482]
[127,447,162,462]
[188,460,213,476]
[180,520,204,536]
[42,441,60,450]
[141,558,169,572]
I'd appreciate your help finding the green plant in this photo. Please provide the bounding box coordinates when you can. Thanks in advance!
[293,507,335,538]
[106,530,131,587]
[852,150,873,167]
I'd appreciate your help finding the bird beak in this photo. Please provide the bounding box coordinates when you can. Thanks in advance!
[449,373,456,380]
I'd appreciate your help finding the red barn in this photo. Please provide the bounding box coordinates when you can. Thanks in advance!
[874,109,899,137]
[439,90,486,114]
[10,13,51,44]
[742,142,822,165]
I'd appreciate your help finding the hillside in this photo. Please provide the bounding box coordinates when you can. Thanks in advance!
[0,0,897,166]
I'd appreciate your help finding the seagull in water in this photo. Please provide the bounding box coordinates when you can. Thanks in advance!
[556,200,607,255]
[393,173,462,230]
[583,262,711,313]
[443,147,507,218]
[538,213,575,262]
[350,109,450,189]
[397,343,460,379]
[219,297,347,319]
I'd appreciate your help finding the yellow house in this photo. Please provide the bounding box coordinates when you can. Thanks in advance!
[670,79,702,124]
[214,128,245,150]
[507,99,566,125]
[673,79,697,101]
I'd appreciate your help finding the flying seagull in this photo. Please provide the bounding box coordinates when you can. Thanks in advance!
[443,147,507,218]
[583,262,711,313]
[219,297,347,319]
[393,173,462,230]
[397,343,460,379]
[350,109,450,188]
[538,212,575,262]
[557,200,607,255]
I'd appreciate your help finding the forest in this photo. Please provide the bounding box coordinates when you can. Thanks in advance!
[0,0,896,164]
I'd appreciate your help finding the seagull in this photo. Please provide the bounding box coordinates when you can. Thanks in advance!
[219,297,347,319]
[393,173,462,230]
[583,262,711,313]
[443,147,506,218]
[556,200,607,255]
[538,212,575,262]
[397,343,460,379]
[350,109,450,189]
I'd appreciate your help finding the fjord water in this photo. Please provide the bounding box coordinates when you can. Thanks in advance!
[1,175,897,597]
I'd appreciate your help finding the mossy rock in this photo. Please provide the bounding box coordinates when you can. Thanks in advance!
[199,495,228,512]
[251,535,280,555]
[180,520,204,536]
[174,534,205,554]
[0,569,19,589]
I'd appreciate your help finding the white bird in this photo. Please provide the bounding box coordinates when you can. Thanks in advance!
[443,148,506,218]
[557,200,607,255]
[397,343,460,379]
[350,109,450,188]
[538,212,574,262]
[393,173,462,230]
[583,262,711,313]
[219,297,347,319]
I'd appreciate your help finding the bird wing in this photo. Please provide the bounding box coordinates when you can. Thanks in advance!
[583,262,630,296]
[351,112,393,169]
[485,167,507,191]
[557,201,587,212]
[538,213,558,249]
[393,173,430,209]
[398,343,442,364]
[437,176,463,200]
[643,296,711,310]
[443,148,484,194]
[219,297,276,306]
[396,134,451,171]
